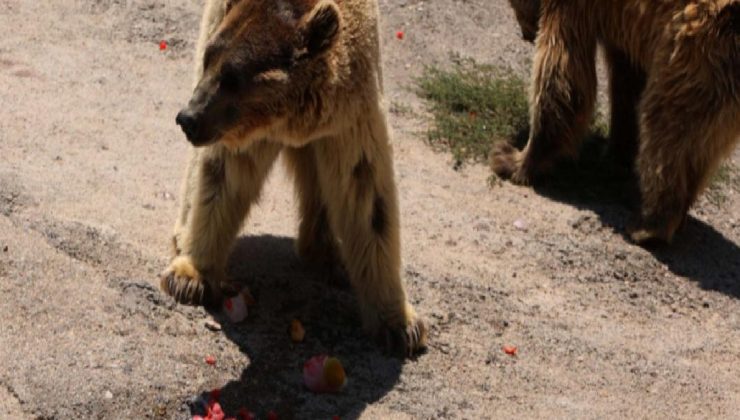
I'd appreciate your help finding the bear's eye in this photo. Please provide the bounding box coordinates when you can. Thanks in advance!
[220,67,241,93]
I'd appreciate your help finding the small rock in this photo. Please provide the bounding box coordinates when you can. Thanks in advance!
[290,319,305,343]
[2,245,7,252]
[513,219,528,231]
[204,319,222,331]
[104,390,113,399]
[156,191,175,201]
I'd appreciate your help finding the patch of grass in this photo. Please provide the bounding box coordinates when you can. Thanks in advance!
[415,59,529,165]
[415,58,634,204]
[389,100,414,117]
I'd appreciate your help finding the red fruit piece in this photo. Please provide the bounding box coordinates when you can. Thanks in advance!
[238,408,256,420]
[210,401,225,420]
[159,40,167,51]
[205,355,217,365]
[396,30,404,40]
[503,345,518,356]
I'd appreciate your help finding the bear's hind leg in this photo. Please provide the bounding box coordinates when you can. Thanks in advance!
[283,144,340,269]
[314,133,427,357]
[630,74,738,244]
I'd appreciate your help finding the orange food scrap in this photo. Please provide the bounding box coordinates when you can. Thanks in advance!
[502,345,518,356]
[290,319,305,343]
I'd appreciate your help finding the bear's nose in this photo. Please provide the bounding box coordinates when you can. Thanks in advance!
[175,110,198,140]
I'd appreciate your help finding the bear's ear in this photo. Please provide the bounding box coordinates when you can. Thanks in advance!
[299,0,341,57]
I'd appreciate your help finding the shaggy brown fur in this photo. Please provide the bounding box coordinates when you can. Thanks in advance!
[494,0,740,244]
[160,0,426,357]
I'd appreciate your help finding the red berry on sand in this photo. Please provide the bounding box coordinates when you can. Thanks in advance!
[503,345,518,356]
[210,402,225,420]
[396,30,404,40]
[159,40,167,51]
[238,408,256,420]
[205,355,217,365]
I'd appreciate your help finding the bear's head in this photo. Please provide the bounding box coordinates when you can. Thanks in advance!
[508,0,540,43]
[175,0,341,146]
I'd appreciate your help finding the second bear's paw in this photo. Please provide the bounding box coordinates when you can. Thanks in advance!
[628,225,671,247]
[490,142,532,185]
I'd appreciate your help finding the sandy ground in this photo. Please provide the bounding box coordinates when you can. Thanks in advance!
[1,0,739,418]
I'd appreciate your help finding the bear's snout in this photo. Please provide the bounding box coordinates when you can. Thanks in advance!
[175,110,200,143]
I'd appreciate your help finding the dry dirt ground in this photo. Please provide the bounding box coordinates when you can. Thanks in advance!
[1,1,739,419]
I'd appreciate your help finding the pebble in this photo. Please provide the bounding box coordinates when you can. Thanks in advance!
[513,219,528,231]
[104,390,113,399]
[204,319,222,331]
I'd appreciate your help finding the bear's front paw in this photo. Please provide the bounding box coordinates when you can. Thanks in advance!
[372,304,428,358]
[159,255,221,306]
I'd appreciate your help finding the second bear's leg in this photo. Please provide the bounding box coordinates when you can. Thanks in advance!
[630,74,738,244]
[283,144,339,268]
[160,141,281,306]
[314,135,427,357]
[491,6,597,184]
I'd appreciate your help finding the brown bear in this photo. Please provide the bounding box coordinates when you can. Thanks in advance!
[494,0,740,244]
[160,0,427,357]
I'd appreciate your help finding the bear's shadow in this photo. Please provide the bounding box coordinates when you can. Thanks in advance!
[516,131,740,299]
[194,234,403,419]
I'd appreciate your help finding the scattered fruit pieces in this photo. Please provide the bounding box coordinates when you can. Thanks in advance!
[238,408,256,420]
[159,40,168,51]
[209,402,225,420]
[290,319,305,343]
[223,291,248,323]
[241,288,256,306]
[503,345,518,356]
[205,355,217,365]
[396,30,404,40]
[303,355,346,393]
[209,388,221,402]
